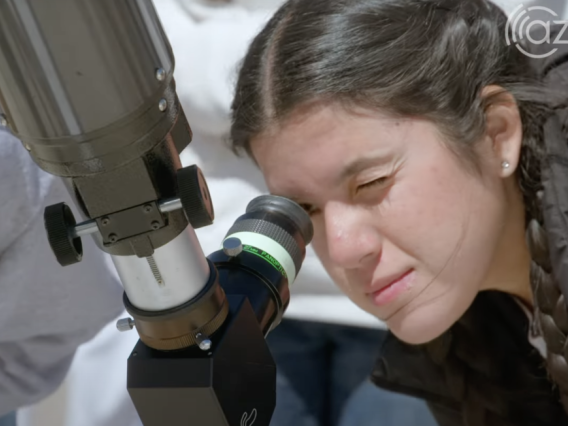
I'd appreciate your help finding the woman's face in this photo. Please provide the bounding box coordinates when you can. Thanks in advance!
[251,103,524,344]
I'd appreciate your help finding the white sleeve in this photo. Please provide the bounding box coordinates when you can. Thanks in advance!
[0,130,124,415]
[155,0,276,138]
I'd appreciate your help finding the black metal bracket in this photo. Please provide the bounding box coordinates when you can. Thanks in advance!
[97,201,166,247]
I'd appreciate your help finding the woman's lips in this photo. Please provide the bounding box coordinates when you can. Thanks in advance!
[369,269,415,307]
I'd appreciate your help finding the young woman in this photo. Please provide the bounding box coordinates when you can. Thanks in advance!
[15,2,434,426]
[229,0,568,424]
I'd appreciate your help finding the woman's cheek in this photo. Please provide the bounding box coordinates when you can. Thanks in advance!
[308,228,349,290]
[309,219,328,264]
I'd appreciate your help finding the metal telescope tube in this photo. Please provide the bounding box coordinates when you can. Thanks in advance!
[0,2,315,424]
[0,0,210,312]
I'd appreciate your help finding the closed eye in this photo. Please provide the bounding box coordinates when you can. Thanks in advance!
[357,176,390,193]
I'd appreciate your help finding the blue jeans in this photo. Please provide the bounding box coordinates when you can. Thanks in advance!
[0,412,16,426]
[266,319,437,426]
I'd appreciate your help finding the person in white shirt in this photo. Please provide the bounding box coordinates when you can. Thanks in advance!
[0,129,124,425]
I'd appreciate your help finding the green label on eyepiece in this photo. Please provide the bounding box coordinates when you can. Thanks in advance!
[242,245,288,279]
[223,232,296,283]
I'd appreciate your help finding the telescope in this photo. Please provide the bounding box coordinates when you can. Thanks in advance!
[0,1,313,424]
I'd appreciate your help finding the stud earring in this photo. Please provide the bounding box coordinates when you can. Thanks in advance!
[501,161,510,169]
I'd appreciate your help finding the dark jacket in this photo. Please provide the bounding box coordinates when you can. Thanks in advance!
[371,292,568,426]
[369,25,568,426]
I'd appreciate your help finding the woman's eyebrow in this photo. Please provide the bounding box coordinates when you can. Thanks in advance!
[337,153,392,184]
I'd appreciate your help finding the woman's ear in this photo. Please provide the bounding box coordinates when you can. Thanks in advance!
[481,85,523,179]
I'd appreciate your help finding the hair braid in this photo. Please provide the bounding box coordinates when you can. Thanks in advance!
[526,98,568,411]
[419,82,568,426]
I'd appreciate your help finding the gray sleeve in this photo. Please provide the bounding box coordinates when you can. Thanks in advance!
[0,130,125,415]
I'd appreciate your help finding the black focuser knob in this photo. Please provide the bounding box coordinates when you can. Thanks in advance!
[177,165,215,229]
[44,202,83,266]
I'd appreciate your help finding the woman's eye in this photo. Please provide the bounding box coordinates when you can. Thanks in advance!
[357,176,390,192]
[299,203,319,216]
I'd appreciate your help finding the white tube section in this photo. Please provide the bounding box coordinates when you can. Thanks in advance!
[112,225,210,311]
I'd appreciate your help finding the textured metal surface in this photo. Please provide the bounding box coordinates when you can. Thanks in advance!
[44,202,83,265]
[0,0,195,259]
[247,195,313,245]
[0,0,173,140]
[195,332,212,351]
[116,317,136,332]
[226,219,303,275]
[71,197,183,238]
[96,201,165,246]
[222,237,243,257]
[178,164,215,229]
[124,262,228,351]
[136,299,228,351]
[126,296,277,426]
[159,197,182,213]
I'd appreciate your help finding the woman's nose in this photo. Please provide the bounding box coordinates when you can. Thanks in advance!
[323,202,382,270]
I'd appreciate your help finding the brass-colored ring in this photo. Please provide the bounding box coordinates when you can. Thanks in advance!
[124,260,228,351]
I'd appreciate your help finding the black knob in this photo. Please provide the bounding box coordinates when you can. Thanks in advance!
[177,165,214,228]
[44,203,83,266]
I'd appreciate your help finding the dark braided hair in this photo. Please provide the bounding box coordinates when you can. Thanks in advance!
[526,63,568,410]
[230,0,568,423]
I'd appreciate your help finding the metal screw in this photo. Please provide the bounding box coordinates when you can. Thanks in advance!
[146,256,165,286]
[155,68,166,81]
[109,233,118,243]
[151,221,161,230]
[223,237,243,257]
[116,317,135,332]
[158,98,167,112]
[143,204,153,213]
[0,114,7,127]
[101,217,110,226]
[195,333,212,351]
